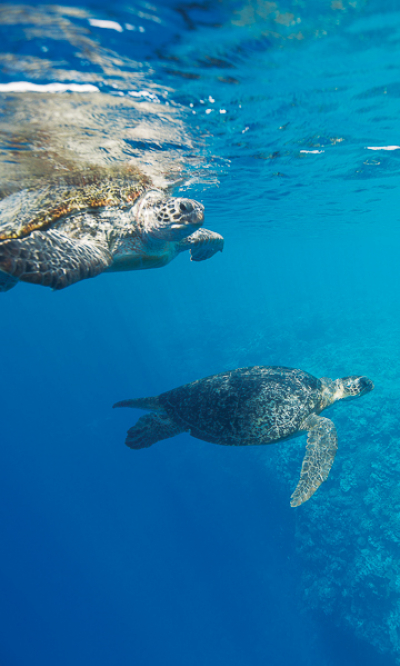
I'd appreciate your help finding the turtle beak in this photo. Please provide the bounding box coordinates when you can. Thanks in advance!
[192,204,204,227]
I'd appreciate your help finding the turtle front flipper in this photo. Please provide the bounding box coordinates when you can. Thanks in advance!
[179,228,224,262]
[0,229,112,290]
[0,269,18,292]
[124,412,183,449]
[290,414,338,507]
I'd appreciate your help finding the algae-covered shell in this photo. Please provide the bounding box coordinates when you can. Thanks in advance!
[0,164,151,241]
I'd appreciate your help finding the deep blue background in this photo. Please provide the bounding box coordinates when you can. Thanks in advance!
[1,1,400,664]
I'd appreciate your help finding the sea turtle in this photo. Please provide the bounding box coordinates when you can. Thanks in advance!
[0,164,224,291]
[113,365,374,506]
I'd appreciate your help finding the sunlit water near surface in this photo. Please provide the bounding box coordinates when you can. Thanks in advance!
[1,1,400,664]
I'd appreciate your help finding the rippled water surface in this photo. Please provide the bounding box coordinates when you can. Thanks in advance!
[1,1,400,665]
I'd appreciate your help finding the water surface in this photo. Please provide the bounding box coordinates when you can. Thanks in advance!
[1,2,400,664]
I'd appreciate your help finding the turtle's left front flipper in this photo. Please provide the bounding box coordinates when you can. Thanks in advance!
[180,229,224,262]
[0,229,112,290]
[290,414,338,507]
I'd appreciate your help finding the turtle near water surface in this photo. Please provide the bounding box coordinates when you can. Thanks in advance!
[114,366,374,507]
[0,165,224,291]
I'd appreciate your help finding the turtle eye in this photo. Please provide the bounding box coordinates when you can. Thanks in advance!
[179,201,193,213]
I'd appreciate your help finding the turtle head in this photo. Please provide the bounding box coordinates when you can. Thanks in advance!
[137,191,204,243]
[336,375,375,401]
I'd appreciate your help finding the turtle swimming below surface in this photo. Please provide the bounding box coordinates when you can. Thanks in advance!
[0,164,224,291]
[113,365,374,507]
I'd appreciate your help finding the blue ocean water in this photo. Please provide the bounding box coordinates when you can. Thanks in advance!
[1,1,400,664]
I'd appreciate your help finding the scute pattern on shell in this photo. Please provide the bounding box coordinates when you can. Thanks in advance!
[0,164,151,241]
[158,366,323,446]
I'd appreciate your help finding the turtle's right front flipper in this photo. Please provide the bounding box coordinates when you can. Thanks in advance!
[180,228,224,262]
[0,229,112,290]
[290,414,338,507]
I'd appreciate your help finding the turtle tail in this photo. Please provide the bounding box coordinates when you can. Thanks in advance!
[113,395,161,411]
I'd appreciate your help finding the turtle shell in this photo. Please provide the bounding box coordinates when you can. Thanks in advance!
[0,164,151,241]
[157,366,323,446]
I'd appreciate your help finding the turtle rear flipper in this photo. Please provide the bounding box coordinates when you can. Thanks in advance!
[0,229,112,290]
[290,414,338,507]
[180,228,224,262]
[124,412,183,449]
[113,396,161,411]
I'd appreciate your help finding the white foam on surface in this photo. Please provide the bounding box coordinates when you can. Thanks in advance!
[0,82,99,93]
[88,18,123,32]
[367,145,400,151]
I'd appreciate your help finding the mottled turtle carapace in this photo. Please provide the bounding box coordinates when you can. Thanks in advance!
[114,365,374,507]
